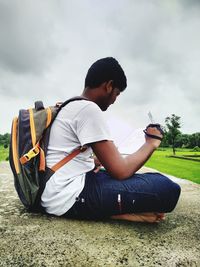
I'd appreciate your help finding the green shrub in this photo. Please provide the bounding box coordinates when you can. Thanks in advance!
[192,146,200,152]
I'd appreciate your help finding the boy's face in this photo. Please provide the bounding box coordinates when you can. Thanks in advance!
[100,87,121,111]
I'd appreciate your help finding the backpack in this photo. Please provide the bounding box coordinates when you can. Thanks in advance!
[9,97,87,212]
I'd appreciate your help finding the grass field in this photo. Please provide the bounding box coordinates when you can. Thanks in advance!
[145,148,200,184]
[0,145,9,162]
[0,146,200,184]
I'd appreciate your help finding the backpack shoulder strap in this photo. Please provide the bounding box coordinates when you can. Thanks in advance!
[51,146,87,172]
[58,96,89,111]
[48,96,89,173]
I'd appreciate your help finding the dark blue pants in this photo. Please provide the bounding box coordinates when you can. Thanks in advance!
[65,170,181,220]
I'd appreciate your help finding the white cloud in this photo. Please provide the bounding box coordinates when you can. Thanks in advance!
[0,1,59,75]
[0,0,200,134]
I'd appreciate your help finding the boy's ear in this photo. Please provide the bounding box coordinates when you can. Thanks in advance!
[106,80,113,94]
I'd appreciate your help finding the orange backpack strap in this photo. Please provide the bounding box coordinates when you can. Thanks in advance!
[51,146,87,172]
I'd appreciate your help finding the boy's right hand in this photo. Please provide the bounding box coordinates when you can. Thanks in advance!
[144,124,164,149]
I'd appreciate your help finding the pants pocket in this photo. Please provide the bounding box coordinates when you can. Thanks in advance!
[101,189,161,216]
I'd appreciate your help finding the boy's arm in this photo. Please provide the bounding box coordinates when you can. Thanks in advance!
[90,125,162,180]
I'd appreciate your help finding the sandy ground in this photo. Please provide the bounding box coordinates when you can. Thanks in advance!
[0,161,199,267]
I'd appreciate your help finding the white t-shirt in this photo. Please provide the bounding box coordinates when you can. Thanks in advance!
[41,100,112,216]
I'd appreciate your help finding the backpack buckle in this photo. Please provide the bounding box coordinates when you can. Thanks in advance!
[80,146,87,152]
[20,146,40,164]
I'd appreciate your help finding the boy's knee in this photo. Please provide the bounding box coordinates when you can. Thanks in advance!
[164,182,181,212]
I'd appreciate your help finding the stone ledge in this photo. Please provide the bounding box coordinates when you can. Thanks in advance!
[0,162,200,267]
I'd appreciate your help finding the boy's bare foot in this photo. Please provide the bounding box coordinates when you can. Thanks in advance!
[110,212,165,223]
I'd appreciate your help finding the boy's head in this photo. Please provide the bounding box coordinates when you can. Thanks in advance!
[84,57,127,92]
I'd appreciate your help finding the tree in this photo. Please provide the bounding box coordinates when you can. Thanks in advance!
[160,126,169,147]
[189,133,200,148]
[0,133,10,147]
[165,114,181,155]
[180,134,190,148]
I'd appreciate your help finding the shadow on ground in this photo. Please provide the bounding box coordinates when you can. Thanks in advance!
[0,162,199,267]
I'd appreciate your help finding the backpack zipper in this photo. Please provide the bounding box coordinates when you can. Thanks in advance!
[29,108,36,146]
[12,117,20,174]
[46,107,52,128]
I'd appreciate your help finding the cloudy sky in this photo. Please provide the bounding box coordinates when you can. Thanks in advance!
[0,0,200,135]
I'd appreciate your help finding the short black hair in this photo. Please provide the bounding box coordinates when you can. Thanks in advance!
[84,57,127,91]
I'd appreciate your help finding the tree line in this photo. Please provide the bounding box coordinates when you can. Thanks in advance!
[0,133,10,148]
[0,114,199,155]
[161,114,200,154]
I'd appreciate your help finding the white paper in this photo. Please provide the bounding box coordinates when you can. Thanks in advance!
[107,116,145,155]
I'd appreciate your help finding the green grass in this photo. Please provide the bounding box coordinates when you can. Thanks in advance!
[0,146,200,184]
[145,148,200,184]
[0,145,9,161]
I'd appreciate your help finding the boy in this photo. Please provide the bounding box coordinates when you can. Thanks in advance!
[41,57,180,223]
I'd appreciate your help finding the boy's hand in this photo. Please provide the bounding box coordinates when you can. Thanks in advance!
[143,124,164,149]
[93,156,102,173]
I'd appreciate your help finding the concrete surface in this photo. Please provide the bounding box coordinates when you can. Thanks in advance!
[0,161,199,267]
